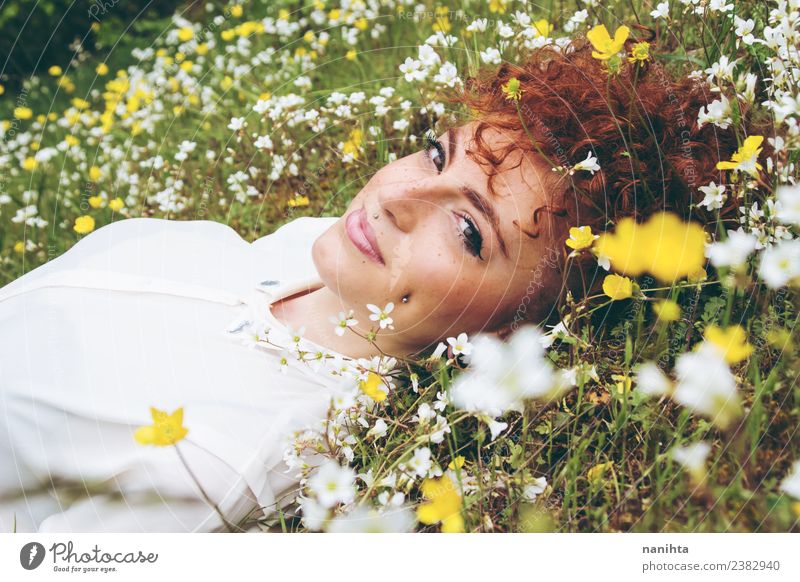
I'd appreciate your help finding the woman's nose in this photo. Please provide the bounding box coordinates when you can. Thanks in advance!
[378,177,451,233]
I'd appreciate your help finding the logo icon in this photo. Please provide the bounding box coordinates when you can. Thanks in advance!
[20,542,46,570]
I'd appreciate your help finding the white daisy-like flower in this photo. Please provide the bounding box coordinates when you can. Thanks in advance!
[650,1,670,19]
[522,476,548,500]
[698,181,728,211]
[780,460,800,498]
[227,116,246,131]
[307,460,356,509]
[571,151,600,175]
[330,310,358,337]
[367,302,395,330]
[446,332,473,357]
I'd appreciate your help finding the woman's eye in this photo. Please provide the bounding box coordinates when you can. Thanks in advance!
[424,130,446,173]
[457,213,484,260]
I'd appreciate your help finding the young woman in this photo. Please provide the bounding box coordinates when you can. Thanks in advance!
[0,36,761,532]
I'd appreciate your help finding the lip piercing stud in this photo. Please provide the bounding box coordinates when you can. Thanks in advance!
[372,213,379,219]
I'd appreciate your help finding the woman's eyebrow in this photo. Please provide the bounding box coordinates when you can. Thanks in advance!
[447,126,509,259]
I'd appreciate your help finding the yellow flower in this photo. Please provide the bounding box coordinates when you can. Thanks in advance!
[359,371,388,402]
[488,0,508,14]
[448,456,466,470]
[594,212,706,283]
[88,195,104,209]
[134,407,189,446]
[22,157,38,171]
[89,166,102,181]
[48,65,63,76]
[587,461,614,484]
[288,195,309,207]
[704,325,753,364]
[177,26,194,42]
[345,49,357,61]
[14,106,33,120]
[611,374,632,395]
[716,135,764,177]
[0,83,4,95]
[73,215,95,234]
[14,241,24,253]
[501,77,524,101]
[343,128,363,160]
[196,43,209,56]
[628,41,650,66]
[108,197,125,212]
[532,19,553,38]
[230,4,243,18]
[417,475,464,533]
[565,225,597,251]
[71,98,90,110]
[602,274,633,300]
[96,63,109,76]
[587,24,630,61]
[653,299,681,322]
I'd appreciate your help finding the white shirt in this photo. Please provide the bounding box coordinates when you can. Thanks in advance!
[0,215,349,532]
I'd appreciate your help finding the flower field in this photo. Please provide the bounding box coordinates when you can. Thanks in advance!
[1,0,799,532]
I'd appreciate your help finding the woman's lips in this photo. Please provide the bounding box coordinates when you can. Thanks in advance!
[345,207,385,266]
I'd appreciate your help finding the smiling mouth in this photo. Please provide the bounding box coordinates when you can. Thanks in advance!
[345,206,385,266]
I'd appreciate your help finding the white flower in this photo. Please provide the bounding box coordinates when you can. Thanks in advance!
[672,442,711,481]
[571,151,600,175]
[407,447,433,478]
[413,403,437,424]
[776,184,800,226]
[697,181,728,211]
[330,310,358,337]
[705,56,737,84]
[393,118,409,131]
[480,47,502,65]
[366,419,387,440]
[417,44,441,68]
[325,506,415,533]
[522,476,548,500]
[706,230,758,269]
[780,461,800,498]
[708,0,733,13]
[466,18,488,33]
[758,239,800,289]
[367,302,395,330]
[399,57,426,82]
[451,325,569,419]
[307,461,356,508]
[298,496,328,531]
[484,416,508,441]
[697,95,733,129]
[650,1,670,19]
[254,135,273,150]
[497,22,514,38]
[432,61,460,87]
[429,415,451,444]
[564,9,588,33]
[635,362,672,397]
[430,341,448,359]
[446,332,473,357]
[227,116,246,131]
[733,16,755,45]
[673,342,741,429]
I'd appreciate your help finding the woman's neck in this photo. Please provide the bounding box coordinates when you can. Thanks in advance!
[269,285,405,361]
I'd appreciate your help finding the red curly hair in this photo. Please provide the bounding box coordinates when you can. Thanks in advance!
[442,29,775,324]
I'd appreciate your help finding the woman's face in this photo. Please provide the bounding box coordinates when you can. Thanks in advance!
[312,120,567,355]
